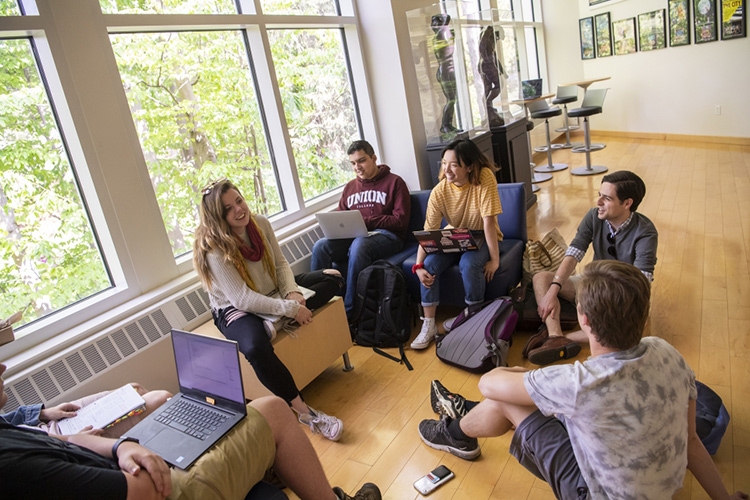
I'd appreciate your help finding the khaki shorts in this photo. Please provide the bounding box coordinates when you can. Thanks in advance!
[169,405,276,500]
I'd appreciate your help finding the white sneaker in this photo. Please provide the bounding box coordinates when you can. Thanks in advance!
[262,319,277,342]
[411,318,437,350]
[299,407,343,441]
[442,316,458,333]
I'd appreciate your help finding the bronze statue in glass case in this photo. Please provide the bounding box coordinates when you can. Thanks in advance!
[431,13,460,138]
[479,25,505,127]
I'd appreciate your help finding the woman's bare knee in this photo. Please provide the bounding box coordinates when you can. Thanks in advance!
[322,269,341,278]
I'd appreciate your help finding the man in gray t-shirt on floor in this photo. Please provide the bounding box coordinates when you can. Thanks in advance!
[526,170,658,365]
[418,261,747,500]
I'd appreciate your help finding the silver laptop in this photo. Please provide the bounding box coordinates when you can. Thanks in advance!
[123,330,246,469]
[316,211,368,239]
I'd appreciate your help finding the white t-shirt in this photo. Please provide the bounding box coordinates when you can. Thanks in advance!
[524,337,697,500]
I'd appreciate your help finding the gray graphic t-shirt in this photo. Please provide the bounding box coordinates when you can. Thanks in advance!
[524,337,697,499]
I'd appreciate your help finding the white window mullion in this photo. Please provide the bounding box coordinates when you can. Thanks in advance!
[244,24,304,216]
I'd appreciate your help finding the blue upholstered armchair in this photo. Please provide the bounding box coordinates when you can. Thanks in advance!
[386,182,528,308]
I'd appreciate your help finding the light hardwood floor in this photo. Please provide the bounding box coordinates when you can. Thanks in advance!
[291,135,750,500]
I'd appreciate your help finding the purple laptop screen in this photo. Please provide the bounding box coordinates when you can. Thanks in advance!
[171,330,245,406]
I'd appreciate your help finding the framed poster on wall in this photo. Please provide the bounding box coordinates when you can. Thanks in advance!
[694,0,718,42]
[638,9,667,50]
[580,17,596,59]
[669,0,692,45]
[721,0,746,39]
[590,0,625,8]
[595,12,614,56]
[613,17,638,54]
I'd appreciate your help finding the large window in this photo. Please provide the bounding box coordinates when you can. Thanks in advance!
[0,0,368,349]
[106,0,363,257]
[268,28,359,201]
[0,38,111,329]
[111,30,278,257]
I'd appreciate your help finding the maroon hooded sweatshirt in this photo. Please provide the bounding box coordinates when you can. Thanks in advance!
[338,164,411,240]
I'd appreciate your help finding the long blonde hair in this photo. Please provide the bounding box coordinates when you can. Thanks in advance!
[192,179,276,291]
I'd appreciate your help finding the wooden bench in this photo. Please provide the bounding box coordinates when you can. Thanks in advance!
[192,297,353,400]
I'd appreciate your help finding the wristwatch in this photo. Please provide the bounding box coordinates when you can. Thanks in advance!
[112,436,140,460]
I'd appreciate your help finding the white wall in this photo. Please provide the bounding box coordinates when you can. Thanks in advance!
[544,0,750,138]
[354,0,438,190]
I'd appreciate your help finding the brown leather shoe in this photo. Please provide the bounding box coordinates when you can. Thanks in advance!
[522,325,549,359]
[528,336,581,366]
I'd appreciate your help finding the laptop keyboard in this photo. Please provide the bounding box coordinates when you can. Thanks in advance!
[155,399,229,440]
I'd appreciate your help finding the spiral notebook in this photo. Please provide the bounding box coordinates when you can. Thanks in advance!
[56,384,146,435]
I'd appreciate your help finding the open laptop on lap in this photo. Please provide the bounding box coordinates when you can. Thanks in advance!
[123,330,246,470]
[413,228,485,254]
[316,211,368,239]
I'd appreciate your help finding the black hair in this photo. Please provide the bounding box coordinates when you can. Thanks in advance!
[602,170,646,211]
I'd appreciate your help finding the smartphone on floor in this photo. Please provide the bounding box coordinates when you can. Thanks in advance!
[413,464,454,495]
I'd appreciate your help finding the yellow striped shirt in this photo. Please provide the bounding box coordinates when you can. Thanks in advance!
[425,167,503,241]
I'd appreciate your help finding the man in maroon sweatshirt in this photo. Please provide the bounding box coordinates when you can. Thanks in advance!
[311,140,411,318]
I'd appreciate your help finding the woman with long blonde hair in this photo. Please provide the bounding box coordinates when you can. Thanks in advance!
[193,179,344,441]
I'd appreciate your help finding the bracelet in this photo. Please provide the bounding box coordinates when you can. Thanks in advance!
[411,263,424,274]
[112,436,139,460]
[550,281,563,289]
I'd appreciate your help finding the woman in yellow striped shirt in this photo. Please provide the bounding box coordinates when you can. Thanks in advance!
[410,140,503,349]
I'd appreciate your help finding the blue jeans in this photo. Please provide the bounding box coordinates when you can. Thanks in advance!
[421,243,491,307]
[310,230,404,315]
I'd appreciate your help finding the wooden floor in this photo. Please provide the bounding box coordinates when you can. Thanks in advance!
[292,135,750,500]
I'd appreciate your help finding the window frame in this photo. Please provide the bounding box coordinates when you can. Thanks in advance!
[0,0,375,358]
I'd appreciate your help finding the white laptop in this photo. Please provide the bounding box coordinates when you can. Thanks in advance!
[316,211,368,239]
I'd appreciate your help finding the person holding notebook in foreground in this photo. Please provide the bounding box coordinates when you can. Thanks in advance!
[410,139,503,350]
[1,381,170,437]
[0,363,382,500]
[192,179,344,441]
[419,261,747,500]
[311,140,411,319]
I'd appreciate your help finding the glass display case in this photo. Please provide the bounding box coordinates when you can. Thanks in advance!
[407,2,523,145]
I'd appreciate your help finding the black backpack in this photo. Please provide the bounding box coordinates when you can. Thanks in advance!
[349,260,413,370]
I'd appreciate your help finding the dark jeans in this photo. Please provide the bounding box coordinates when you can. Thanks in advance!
[212,271,343,404]
[310,230,403,316]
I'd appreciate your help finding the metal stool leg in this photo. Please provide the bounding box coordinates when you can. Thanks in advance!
[527,129,552,184]
[571,116,607,176]
[534,118,567,173]
[557,104,582,149]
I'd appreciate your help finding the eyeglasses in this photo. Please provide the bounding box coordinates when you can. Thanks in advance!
[201,178,227,196]
[606,232,617,258]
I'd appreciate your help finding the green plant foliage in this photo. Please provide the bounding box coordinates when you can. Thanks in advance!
[111,30,281,257]
[268,28,359,200]
[0,39,111,327]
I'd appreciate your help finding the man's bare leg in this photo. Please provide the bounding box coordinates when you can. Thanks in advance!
[458,398,537,439]
[532,271,576,338]
[250,396,339,500]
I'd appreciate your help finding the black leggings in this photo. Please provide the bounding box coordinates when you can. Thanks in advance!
[294,270,344,310]
[212,270,344,403]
